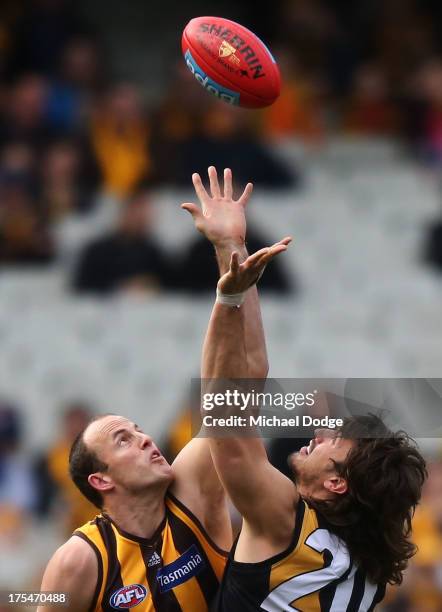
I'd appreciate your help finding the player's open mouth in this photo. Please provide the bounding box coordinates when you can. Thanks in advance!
[150,450,163,462]
[301,441,315,456]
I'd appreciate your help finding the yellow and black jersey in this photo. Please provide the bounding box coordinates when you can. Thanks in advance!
[214,500,385,612]
[74,494,227,612]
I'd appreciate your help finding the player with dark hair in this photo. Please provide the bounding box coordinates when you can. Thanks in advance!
[291,415,426,590]
[181,168,427,611]
[37,167,289,612]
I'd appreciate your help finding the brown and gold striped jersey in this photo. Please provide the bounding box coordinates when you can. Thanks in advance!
[214,500,385,611]
[74,494,227,612]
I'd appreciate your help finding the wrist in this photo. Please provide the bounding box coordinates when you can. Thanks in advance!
[214,237,246,251]
[216,286,246,308]
[215,241,248,274]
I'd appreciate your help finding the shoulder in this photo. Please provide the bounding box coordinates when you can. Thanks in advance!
[235,495,301,563]
[39,537,98,611]
[170,438,227,512]
[48,536,98,577]
[165,493,230,560]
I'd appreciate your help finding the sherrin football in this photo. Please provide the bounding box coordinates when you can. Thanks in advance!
[182,17,281,108]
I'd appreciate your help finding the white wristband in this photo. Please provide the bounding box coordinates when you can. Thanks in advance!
[216,287,246,307]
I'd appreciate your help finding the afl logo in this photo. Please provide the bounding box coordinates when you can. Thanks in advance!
[110,584,147,609]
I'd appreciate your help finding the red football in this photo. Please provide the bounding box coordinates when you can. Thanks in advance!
[182,17,281,108]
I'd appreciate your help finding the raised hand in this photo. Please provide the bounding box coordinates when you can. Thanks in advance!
[181,166,253,247]
[218,237,292,295]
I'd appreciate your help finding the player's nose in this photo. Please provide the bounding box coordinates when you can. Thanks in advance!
[139,433,153,449]
[313,428,331,444]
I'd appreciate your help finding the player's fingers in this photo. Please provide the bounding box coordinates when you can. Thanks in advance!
[230,251,240,274]
[245,244,287,274]
[249,247,270,261]
[244,248,270,269]
[270,238,292,251]
[208,166,221,199]
[260,243,288,264]
[240,252,269,286]
[246,246,287,287]
[192,173,209,204]
[237,182,253,207]
[223,168,233,200]
[245,239,291,268]
[259,238,292,257]
[181,203,202,222]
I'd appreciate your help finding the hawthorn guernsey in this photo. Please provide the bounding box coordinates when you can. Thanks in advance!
[110,584,147,609]
[156,545,205,593]
[182,16,280,107]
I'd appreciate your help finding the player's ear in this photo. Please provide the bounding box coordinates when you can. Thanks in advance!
[89,473,114,492]
[324,476,348,495]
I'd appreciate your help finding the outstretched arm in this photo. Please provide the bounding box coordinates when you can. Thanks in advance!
[169,167,259,549]
[189,167,268,378]
[170,167,296,557]
[201,243,300,560]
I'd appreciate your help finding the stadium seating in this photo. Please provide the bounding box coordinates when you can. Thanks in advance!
[0,141,440,453]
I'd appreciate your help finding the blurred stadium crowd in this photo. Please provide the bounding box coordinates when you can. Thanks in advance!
[0,0,442,278]
[0,0,441,609]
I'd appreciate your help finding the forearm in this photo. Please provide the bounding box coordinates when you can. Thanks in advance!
[214,241,268,378]
[201,300,247,379]
[199,260,294,534]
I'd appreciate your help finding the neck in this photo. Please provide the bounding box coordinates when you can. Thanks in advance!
[103,485,167,539]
